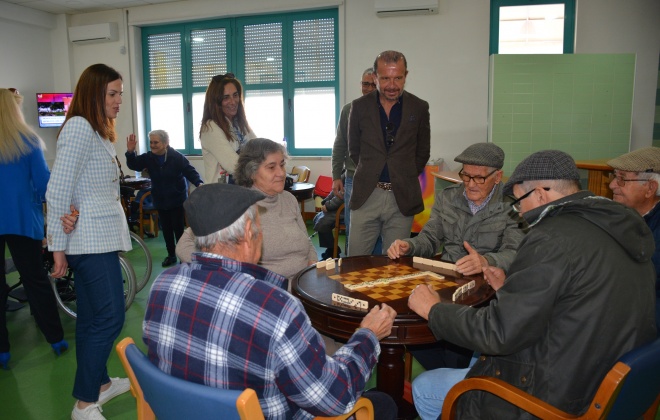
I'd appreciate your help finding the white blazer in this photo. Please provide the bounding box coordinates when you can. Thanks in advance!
[46,116,131,254]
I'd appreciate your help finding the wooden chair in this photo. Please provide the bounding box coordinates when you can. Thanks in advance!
[290,165,311,183]
[332,203,346,258]
[137,191,159,239]
[116,337,375,420]
[440,337,660,420]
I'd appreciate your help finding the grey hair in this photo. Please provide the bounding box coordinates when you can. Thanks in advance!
[373,50,407,74]
[362,67,374,77]
[148,129,170,145]
[520,179,581,195]
[195,205,260,251]
[635,172,660,197]
[234,138,288,187]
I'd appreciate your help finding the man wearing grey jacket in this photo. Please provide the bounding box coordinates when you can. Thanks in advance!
[388,142,524,371]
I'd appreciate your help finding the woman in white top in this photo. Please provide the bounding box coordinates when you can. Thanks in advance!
[199,73,256,184]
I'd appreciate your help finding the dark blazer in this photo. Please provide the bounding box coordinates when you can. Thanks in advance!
[347,90,430,216]
[125,146,203,210]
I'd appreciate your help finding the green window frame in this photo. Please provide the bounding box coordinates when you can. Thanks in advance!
[490,0,576,55]
[141,8,338,156]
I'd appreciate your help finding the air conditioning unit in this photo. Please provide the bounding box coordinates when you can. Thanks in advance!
[68,23,119,44]
[375,0,439,17]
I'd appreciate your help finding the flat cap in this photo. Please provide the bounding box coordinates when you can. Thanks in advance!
[607,147,660,174]
[503,150,580,196]
[454,142,505,169]
[183,183,265,237]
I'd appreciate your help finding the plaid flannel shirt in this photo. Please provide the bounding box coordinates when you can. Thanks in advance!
[143,252,380,419]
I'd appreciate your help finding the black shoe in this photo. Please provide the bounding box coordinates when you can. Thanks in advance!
[162,256,177,267]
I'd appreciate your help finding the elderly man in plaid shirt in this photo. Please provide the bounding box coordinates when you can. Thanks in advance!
[143,183,398,419]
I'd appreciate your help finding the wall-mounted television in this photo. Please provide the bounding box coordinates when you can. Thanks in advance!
[36,92,73,128]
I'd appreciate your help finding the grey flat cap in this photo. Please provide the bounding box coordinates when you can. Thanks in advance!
[503,150,580,195]
[607,147,660,174]
[183,183,265,237]
[454,143,505,169]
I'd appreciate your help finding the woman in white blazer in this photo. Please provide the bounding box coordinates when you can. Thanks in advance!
[46,64,132,420]
[199,73,256,184]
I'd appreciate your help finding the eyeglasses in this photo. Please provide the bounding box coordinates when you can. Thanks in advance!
[385,122,395,147]
[510,187,550,213]
[608,172,648,187]
[361,82,376,88]
[458,169,498,184]
[212,73,235,82]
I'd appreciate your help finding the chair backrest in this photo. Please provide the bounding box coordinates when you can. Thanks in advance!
[290,166,311,183]
[313,175,334,198]
[116,337,264,420]
[607,337,660,419]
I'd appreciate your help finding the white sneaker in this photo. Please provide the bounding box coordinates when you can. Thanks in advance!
[97,377,131,405]
[71,402,105,420]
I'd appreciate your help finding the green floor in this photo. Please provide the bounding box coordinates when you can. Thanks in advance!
[1,226,419,419]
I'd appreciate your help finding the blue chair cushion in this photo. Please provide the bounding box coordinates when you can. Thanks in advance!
[125,343,245,420]
[607,337,660,419]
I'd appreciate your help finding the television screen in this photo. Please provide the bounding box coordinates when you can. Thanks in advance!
[36,92,73,128]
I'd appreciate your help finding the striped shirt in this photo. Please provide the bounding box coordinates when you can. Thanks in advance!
[143,252,380,419]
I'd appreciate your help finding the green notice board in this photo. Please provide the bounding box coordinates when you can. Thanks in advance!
[489,54,635,176]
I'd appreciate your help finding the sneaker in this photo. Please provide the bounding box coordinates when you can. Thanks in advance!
[97,377,130,406]
[162,255,177,267]
[71,403,105,420]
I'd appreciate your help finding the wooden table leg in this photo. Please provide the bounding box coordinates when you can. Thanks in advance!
[377,345,418,420]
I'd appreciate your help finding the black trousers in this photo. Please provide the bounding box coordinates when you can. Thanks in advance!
[157,206,185,257]
[1,234,64,352]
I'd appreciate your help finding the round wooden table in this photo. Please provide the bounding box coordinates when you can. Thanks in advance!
[292,255,494,419]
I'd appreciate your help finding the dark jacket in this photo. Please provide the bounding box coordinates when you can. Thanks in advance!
[428,192,656,419]
[643,201,660,336]
[125,147,203,210]
[347,90,431,216]
[313,191,344,233]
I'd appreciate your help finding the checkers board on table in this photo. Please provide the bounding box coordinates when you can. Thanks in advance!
[328,264,459,303]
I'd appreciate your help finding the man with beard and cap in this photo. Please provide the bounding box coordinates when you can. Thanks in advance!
[409,150,656,419]
[608,147,660,336]
[143,183,398,420]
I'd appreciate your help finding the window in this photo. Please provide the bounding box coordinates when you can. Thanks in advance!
[490,0,575,54]
[142,9,338,156]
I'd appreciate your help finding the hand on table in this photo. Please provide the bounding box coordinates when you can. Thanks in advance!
[332,178,344,199]
[126,133,137,153]
[60,205,78,235]
[483,266,506,291]
[408,284,440,321]
[387,239,410,259]
[455,241,488,276]
[359,303,397,340]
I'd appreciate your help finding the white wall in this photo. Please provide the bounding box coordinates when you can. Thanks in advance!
[2,0,659,173]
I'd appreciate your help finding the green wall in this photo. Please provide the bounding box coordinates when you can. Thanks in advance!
[489,54,636,175]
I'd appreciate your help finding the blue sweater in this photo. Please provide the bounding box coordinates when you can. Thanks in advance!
[0,140,50,240]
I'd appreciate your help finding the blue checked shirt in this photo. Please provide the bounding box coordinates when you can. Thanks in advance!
[143,252,380,419]
[46,116,131,253]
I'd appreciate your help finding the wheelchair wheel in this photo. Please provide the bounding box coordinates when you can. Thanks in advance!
[49,254,137,320]
[121,231,153,292]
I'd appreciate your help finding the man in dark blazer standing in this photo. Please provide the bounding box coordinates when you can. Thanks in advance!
[347,50,431,256]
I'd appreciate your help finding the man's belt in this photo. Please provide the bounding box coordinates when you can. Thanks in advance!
[376,182,393,191]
